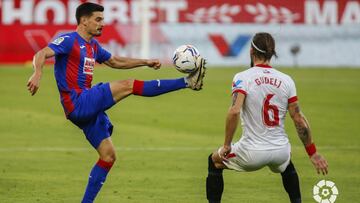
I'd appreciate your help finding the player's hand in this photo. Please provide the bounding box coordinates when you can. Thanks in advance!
[218,145,231,161]
[310,153,328,175]
[27,72,41,96]
[146,59,161,70]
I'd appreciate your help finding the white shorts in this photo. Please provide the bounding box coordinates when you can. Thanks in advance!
[221,142,291,173]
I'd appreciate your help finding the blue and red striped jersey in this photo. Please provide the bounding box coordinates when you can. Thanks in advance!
[48,32,111,115]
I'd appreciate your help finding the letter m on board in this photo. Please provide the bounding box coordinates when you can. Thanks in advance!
[209,34,251,57]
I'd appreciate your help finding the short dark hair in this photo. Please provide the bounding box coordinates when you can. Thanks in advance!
[76,2,104,25]
[251,32,277,61]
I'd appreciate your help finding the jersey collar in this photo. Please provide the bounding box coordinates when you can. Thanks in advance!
[75,32,93,44]
[255,64,272,68]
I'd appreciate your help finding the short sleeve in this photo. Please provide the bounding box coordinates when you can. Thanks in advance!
[231,73,247,95]
[48,35,73,55]
[95,41,111,63]
[287,77,298,103]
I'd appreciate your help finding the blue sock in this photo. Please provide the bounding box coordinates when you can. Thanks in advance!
[132,78,187,96]
[82,159,113,203]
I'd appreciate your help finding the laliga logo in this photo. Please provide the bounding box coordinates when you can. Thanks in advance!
[313,180,339,203]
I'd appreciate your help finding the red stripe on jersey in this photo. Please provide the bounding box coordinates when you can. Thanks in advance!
[93,42,98,54]
[255,64,272,68]
[288,96,298,103]
[85,44,94,89]
[60,91,74,115]
[232,89,247,95]
[62,38,81,114]
[66,38,81,91]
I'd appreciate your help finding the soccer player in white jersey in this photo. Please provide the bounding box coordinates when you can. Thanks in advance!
[206,32,328,203]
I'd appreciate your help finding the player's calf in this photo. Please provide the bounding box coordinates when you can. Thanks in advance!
[132,78,188,97]
[281,161,301,203]
[81,138,116,203]
[206,154,224,203]
[82,159,114,203]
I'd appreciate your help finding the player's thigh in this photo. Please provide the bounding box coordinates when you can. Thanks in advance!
[109,79,134,102]
[82,112,114,149]
[70,83,115,123]
[222,143,270,172]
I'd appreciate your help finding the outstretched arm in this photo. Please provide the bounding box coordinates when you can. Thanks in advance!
[219,92,245,159]
[104,56,161,70]
[288,102,328,175]
[27,47,55,96]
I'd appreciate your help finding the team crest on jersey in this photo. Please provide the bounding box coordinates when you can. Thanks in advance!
[232,80,242,88]
[51,36,69,45]
[83,57,95,75]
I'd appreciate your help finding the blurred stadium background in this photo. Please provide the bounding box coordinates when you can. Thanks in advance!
[0,0,359,203]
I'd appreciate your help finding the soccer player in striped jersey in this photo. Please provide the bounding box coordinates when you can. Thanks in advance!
[206,32,328,203]
[27,2,206,203]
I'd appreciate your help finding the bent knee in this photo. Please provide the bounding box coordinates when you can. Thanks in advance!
[211,152,226,169]
[117,79,134,91]
[101,154,116,163]
[100,151,117,163]
[110,79,135,101]
[123,79,135,89]
[113,79,134,91]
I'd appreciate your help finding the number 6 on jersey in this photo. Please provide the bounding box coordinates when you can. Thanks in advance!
[262,94,280,127]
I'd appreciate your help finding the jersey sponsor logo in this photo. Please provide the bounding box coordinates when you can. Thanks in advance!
[83,57,95,75]
[80,45,86,49]
[51,36,69,45]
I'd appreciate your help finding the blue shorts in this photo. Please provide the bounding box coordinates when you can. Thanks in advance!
[68,83,116,149]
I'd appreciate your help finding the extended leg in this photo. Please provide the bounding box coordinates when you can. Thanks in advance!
[109,60,206,102]
[132,78,187,97]
[82,138,116,203]
[281,160,301,203]
[109,78,187,102]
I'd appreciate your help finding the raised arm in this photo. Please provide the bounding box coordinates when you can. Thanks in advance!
[104,56,161,70]
[27,47,55,96]
[288,101,328,175]
[219,92,245,158]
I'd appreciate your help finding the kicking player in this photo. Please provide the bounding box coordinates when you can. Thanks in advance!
[206,32,328,203]
[27,2,206,203]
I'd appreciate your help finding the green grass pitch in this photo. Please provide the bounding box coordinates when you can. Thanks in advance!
[0,65,359,203]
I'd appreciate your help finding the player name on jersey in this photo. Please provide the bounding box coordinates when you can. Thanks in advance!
[254,76,282,88]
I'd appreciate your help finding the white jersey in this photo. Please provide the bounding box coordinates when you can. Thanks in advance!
[232,65,298,150]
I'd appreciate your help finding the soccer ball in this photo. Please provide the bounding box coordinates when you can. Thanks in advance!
[172,45,200,73]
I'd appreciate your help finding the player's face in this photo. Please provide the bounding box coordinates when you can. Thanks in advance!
[85,12,105,37]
